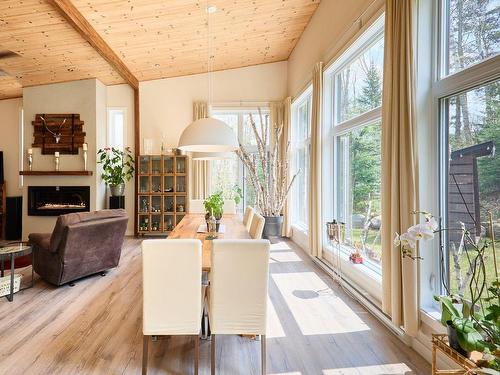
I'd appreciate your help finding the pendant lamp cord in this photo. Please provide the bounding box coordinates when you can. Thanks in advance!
[207,0,213,108]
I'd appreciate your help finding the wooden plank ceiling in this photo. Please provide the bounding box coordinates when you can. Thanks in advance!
[0,0,320,99]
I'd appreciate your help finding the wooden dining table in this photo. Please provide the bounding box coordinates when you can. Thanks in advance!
[168,214,251,271]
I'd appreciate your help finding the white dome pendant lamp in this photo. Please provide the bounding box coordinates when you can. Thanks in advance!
[192,151,234,160]
[178,4,238,153]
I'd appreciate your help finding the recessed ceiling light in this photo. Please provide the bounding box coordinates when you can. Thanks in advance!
[207,5,217,14]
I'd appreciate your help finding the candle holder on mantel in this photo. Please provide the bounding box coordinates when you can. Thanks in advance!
[54,152,60,171]
[27,148,33,171]
[82,143,88,171]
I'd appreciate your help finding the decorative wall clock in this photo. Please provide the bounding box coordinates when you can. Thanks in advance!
[31,114,86,155]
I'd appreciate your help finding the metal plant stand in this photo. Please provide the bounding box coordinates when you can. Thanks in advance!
[432,334,479,374]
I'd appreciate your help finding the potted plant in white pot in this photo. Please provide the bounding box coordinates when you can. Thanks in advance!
[97,146,135,196]
[237,110,298,238]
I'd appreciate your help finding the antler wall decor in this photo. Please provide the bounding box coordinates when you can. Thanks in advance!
[40,115,66,143]
[32,114,86,155]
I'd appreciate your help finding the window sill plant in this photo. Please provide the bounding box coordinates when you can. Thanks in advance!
[395,211,499,372]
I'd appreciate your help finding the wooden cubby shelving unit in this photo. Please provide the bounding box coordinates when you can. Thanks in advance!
[136,154,189,236]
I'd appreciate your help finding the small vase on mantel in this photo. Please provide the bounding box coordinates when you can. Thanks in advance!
[109,183,125,197]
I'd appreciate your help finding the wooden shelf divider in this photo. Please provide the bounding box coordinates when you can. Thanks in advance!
[136,154,188,236]
[19,171,93,176]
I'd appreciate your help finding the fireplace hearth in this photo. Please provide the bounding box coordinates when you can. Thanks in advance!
[28,186,90,216]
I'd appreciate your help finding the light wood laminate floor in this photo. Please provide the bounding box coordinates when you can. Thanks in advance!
[0,238,430,375]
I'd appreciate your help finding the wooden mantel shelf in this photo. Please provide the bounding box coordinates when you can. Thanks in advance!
[19,171,93,176]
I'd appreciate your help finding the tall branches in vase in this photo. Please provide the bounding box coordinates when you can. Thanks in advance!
[236,109,299,227]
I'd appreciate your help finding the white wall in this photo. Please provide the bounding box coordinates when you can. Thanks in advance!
[139,61,288,154]
[21,79,106,239]
[106,84,135,235]
[287,0,384,97]
[0,98,23,197]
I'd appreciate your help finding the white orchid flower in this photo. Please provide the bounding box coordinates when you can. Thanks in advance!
[400,232,417,249]
[408,223,435,241]
[426,216,439,231]
[394,232,401,246]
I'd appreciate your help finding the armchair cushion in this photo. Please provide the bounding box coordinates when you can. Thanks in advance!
[29,233,51,251]
[50,209,126,253]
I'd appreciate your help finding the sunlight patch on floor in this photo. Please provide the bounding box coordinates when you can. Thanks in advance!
[322,363,413,374]
[270,241,292,251]
[267,296,286,338]
[271,272,370,335]
[269,251,302,263]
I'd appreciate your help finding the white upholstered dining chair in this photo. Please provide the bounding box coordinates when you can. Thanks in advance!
[249,212,265,239]
[142,239,204,375]
[222,200,236,214]
[242,206,255,231]
[189,199,205,214]
[208,239,270,375]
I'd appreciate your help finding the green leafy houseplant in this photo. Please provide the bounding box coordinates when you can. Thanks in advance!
[97,147,135,186]
[203,191,224,219]
[232,185,243,205]
[395,211,499,371]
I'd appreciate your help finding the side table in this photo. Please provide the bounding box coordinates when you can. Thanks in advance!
[0,242,34,302]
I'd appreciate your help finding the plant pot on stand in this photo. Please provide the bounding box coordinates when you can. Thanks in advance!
[109,183,125,197]
[446,321,470,358]
[262,215,283,239]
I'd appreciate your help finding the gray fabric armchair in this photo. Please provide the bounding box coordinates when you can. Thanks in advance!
[29,209,128,286]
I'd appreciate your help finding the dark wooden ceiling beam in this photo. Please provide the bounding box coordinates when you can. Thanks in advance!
[48,0,139,89]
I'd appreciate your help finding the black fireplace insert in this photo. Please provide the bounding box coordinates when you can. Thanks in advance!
[28,186,90,216]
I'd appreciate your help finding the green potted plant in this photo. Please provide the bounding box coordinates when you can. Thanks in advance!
[395,211,499,371]
[97,147,135,196]
[203,191,224,231]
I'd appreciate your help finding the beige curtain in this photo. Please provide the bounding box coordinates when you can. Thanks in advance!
[308,62,323,257]
[381,0,420,336]
[270,98,292,237]
[191,101,210,199]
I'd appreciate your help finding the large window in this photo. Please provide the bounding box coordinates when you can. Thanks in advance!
[440,0,500,77]
[436,0,500,298]
[210,109,270,210]
[441,82,500,297]
[107,108,126,150]
[291,88,312,230]
[323,17,384,274]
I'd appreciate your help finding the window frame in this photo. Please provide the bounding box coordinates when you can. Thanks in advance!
[322,16,385,276]
[107,107,127,150]
[438,0,500,79]
[433,0,500,300]
[291,86,313,231]
[210,107,271,210]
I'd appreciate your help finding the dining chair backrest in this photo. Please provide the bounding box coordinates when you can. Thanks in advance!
[242,206,255,230]
[209,239,270,335]
[249,212,265,239]
[189,200,205,214]
[142,239,202,336]
[223,200,236,215]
